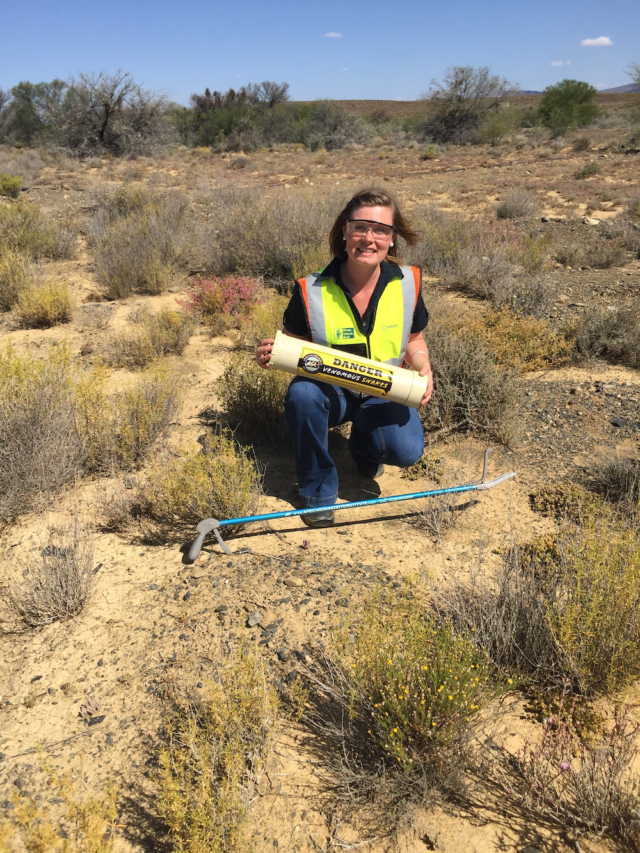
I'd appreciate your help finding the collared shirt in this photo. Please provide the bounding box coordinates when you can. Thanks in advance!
[283,259,429,339]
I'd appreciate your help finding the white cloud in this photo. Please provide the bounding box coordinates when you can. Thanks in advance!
[581,36,613,46]
[550,60,564,66]
[324,32,343,38]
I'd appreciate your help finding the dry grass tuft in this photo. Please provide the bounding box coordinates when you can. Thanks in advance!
[8,520,95,627]
[0,199,76,259]
[158,642,278,852]
[495,189,541,220]
[110,307,195,368]
[219,354,291,445]
[16,279,75,328]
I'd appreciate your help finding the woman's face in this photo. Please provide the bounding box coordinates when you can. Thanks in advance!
[342,205,394,269]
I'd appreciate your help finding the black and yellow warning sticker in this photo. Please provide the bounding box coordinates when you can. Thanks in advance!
[297,347,394,396]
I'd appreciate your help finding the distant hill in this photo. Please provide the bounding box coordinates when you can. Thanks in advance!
[600,83,640,94]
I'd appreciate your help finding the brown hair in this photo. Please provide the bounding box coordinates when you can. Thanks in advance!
[328,187,419,263]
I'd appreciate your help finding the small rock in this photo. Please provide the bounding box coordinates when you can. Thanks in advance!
[214,604,228,612]
[557,294,570,304]
[179,633,190,641]
[541,215,550,222]
[313,609,320,615]
[47,686,56,695]
[88,714,106,727]
[196,681,203,688]
[105,734,115,745]
[247,611,263,628]
[336,598,349,607]
[183,591,191,602]
[610,417,627,428]
[149,583,158,590]
[284,576,304,587]
[285,671,298,684]
[124,477,135,490]
[97,659,104,667]
[30,675,42,683]
[13,777,26,791]
[276,649,289,662]
[584,217,600,226]
[302,539,310,550]
[167,284,182,293]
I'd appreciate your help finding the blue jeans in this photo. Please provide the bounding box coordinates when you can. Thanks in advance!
[283,377,424,508]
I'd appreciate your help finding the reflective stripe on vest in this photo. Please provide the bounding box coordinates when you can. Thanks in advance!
[298,265,420,366]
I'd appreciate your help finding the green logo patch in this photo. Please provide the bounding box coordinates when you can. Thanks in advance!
[335,327,355,340]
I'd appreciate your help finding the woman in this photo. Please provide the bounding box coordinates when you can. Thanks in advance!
[256,188,433,527]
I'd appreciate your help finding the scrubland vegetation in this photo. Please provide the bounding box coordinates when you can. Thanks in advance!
[1,66,640,853]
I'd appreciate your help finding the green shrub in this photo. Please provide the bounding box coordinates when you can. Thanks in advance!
[572,135,591,152]
[539,79,599,135]
[237,291,289,348]
[0,173,23,198]
[159,643,278,853]
[110,307,195,368]
[420,144,440,160]
[0,345,85,521]
[219,354,291,445]
[16,279,74,328]
[0,248,34,311]
[574,160,600,179]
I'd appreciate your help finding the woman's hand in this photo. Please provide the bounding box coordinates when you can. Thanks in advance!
[405,334,433,407]
[256,338,274,369]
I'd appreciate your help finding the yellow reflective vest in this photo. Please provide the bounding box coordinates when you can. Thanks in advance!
[298,264,420,366]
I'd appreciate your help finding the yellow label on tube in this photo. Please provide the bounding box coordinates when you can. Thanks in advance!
[297,346,394,395]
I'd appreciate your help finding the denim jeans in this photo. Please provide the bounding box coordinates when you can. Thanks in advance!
[283,377,424,507]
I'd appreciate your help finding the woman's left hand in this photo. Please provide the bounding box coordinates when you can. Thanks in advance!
[411,355,433,407]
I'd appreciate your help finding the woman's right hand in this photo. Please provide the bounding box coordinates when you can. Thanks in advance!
[256,338,274,369]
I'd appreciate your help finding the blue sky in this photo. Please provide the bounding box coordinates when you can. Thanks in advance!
[2,0,638,103]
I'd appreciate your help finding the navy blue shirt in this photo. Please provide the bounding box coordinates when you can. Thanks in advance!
[283,259,429,339]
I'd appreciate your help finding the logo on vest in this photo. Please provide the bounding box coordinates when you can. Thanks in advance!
[335,327,355,340]
[380,323,398,331]
[301,353,323,374]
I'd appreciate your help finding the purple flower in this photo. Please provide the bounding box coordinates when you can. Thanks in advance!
[560,761,571,772]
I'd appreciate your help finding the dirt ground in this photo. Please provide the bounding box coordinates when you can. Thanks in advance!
[1,109,640,851]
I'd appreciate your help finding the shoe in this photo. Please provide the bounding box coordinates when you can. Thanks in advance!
[301,509,335,528]
[357,463,385,479]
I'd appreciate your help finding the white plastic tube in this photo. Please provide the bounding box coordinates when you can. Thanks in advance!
[269,331,428,409]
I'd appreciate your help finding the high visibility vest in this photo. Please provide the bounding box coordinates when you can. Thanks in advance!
[298,265,420,366]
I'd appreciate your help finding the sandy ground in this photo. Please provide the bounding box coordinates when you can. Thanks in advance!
[1,118,640,851]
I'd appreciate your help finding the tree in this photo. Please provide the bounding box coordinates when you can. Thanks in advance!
[246,81,290,108]
[419,66,517,143]
[539,79,599,136]
[627,63,640,89]
[0,88,12,141]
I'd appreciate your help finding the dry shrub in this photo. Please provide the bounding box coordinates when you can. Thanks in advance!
[628,194,640,221]
[110,307,195,368]
[179,275,263,337]
[0,248,36,311]
[219,354,291,445]
[158,643,278,852]
[554,235,627,269]
[453,307,574,371]
[572,135,592,152]
[0,199,75,259]
[76,363,181,473]
[574,303,640,367]
[602,217,640,259]
[0,345,85,521]
[495,189,541,220]
[0,767,118,852]
[590,455,640,518]
[89,185,190,298]
[300,588,503,830]
[99,431,262,541]
[498,699,640,846]
[0,149,44,182]
[16,279,74,328]
[236,290,289,348]
[203,187,335,282]
[574,160,600,179]
[424,305,521,444]
[8,520,95,627]
[437,501,640,696]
